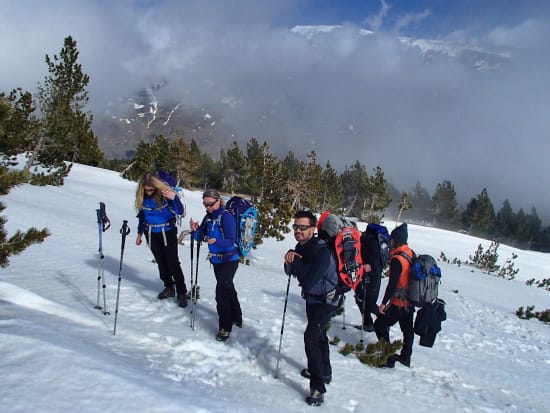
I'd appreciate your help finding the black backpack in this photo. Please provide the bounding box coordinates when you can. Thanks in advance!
[365,223,391,270]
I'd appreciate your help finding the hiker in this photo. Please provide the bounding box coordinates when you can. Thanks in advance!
[135,172,188,308]
[355,225,383,331]
[374,223,415,367]
[189,189,242,342]
[284,210,339,407]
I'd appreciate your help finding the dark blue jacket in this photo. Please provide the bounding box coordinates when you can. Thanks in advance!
[289,237,338,306]
[137,195,183,234]
[194,206,239,264]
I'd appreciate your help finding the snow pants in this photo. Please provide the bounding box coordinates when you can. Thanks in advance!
[304,303,335,394]
[354,271,382,325]
[213,260,242,332]
[148,228,187,297]
[374,305,415,360]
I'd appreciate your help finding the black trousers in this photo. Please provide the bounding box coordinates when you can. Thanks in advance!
[354,271,382,324]
[148,229,187,296]
[213,261,242,332]
[374,305,415,360]
[305,303,334,394]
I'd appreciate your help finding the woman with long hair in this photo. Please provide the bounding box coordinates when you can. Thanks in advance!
[135,172,188,308]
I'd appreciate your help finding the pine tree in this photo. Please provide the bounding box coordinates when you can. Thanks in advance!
[122,140,158,181]
[0,100,49,267]
[33,36,102,178]
[356,339,403,368]
[0,89,40,160]
[362,166,391,224]
[432,180,460,230]
[253,149,292,246]
[281,151,307,210]
[516,207,542,248]
[186,139,204,188]
[223,141,247,194]
[168,137,192,186]
[495,199,516,242]
[319,161,342,212]
[409,181,433,223]
[462,188,495,237]
[243,137,262,199]
[341,161,369,217]
[200,151,223,190]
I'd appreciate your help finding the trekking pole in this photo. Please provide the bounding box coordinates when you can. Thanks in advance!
[341,294,346,329]
[113,220,130,336]
[360,277,368,343]
[275,263,292,379]
[189,231,195,328]
[190,238,201,330]
[95,202,111,314]
[189,231,195,300]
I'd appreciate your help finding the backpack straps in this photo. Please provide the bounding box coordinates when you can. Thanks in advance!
[393,250,415,306]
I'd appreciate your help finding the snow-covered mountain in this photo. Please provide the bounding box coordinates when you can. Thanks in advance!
[95,25,510,160]
[95,82,234,159]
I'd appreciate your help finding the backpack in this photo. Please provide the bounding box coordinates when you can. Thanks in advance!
[365,223,391,270]
[156,170,186,225]
[223,196,258,257]
[318,212,364,293]
[399,252,442,307]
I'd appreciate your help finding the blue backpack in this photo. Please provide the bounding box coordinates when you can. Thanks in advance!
[224,196,258,257]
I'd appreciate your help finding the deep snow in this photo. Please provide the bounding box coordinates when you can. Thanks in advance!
[1,163,549,413]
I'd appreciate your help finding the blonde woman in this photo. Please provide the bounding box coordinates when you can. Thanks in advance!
[136,172,188,308]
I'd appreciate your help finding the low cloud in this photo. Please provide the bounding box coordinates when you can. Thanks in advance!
[1,0,550,220]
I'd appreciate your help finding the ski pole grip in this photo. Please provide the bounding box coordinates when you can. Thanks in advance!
[99,202,111,231]
[284,262,292,276]
[120,220,130,236]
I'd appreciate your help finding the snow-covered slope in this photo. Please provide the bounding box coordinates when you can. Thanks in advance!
[1,164,548,412]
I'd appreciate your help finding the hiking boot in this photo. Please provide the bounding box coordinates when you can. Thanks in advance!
[157,287,175,299]
[177,295,188,308]
[300,368,331,384]
[394,354,411,367]
[362,322,374,332]
[381,356,396,368]
[215,329,230,342]
[305,389,324,406]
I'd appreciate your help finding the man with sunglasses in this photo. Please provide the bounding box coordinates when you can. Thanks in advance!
[284,211,339,407]
[189,189,243,342]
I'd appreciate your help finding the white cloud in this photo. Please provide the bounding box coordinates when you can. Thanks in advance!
[1,0,550,219]
[394,9,431,33]
[364,0,391,31]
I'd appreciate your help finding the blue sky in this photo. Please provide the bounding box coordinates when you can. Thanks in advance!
[1,0,550,219]
[280,0,550,36]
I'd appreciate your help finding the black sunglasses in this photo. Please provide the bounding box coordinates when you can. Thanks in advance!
[203,200,218,207]
[292,224,313,231]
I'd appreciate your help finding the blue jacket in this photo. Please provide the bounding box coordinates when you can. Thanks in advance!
[137,195,183,234]
[194,206,239,264]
